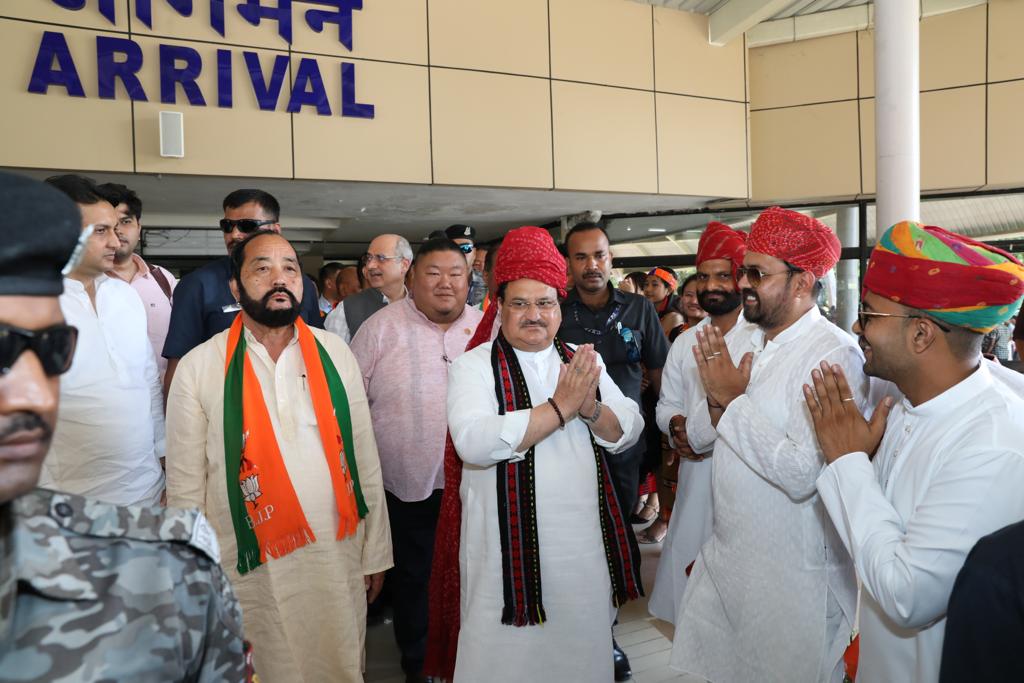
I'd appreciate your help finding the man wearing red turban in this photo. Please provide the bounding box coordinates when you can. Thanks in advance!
[670,208,866,683]
[649,221,756,625]
[804,221,1024,683]
[426,227,644,682]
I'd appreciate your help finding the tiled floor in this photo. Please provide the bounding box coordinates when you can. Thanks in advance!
[364,523,702,682]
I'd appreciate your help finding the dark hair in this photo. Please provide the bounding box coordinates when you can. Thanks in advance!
[679,273,700,293]
[564,222,609,251]
[45,174,107,206]
[223,189,280,223]
[229,230,287,281]
[318,262,343,290]
[496,282,508,301]
[484,240,502,273]
[907,309,984,360]
[625,271,647,291]
[95,182,142,219]
[414,237,466,264]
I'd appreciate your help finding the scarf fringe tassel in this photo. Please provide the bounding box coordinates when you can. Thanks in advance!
[501,604,547,627]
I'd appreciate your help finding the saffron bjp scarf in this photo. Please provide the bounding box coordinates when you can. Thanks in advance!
[492,332,643,626]
[223,315,367,575]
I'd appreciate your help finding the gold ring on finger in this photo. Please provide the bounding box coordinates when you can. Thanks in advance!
[841,397,855,403]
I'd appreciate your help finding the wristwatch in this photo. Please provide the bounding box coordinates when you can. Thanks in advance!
[579,400,603,424]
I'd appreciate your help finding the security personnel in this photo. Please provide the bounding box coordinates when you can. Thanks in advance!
[0,172,251,682]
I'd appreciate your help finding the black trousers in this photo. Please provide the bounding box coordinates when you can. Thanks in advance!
[385,489,443,675]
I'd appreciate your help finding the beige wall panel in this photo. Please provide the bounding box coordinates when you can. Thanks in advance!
[3,0,129,31]
[750,101,860,201]
[860,87,986,194]
[429,0,548,77]
[129,0,283,50]
[550,0,653,90]
[990,0,1024,82]
[293,59,431,183]
[859,6,987,98]
[431,69,552,189]
[654,8,744,102]
[656,94,746,198]
[291,0,427,66]
[552,81,657,193]
[988,81,1024,186]
[750,33,856,110]
[133,37,292,177]
[0,21,133,171]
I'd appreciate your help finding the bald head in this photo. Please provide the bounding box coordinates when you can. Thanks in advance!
[365,234,412,292]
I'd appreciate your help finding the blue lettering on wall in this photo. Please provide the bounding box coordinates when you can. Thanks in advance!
[243,51,290,112]
[288,58,331,115]
[303,0,362,51]
[137,0,227,38]
[51,0,117,25]
[27,32,86,98]
[216,49,233,108]
[160,44,206,106]
[236,0,293,45]
[96,36,148,101]
[340,62,373,119]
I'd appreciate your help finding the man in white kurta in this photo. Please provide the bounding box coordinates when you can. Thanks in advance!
[444,227,644,683]
[671,208,863,682]
[650,222,755,624]
[807,221,1024,683]
[166,232,392,683]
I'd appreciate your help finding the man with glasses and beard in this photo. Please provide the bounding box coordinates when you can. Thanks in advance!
[0,172,250,681]
[325,234,413,343]
[670,207,867,683]
[804,221,1024,682]
[162,189,322,396]
[165,230,392,682]
[649,222,756,625]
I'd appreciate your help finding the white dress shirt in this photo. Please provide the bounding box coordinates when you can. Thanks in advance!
[672,305,867,683]
[324,287,406,343]
[41,276,165,506]
[816,361,1024,683]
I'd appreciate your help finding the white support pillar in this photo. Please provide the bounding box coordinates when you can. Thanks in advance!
[835,206,859,334]
[874,1,920,231]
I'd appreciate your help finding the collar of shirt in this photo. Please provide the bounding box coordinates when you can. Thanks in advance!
[106,254,153,284]
[511,342,557,372]
[381,286,409,305]
[902,360,992,417]
[401,295,476,331]
[242,324,300,361]
[63,274,111,295]
[565,284,629,312]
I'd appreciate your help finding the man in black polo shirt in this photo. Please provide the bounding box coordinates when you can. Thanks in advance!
[558,222,668,682]
[162,189,322,394]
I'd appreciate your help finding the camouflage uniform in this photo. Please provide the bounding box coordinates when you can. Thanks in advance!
[0,488,250,682]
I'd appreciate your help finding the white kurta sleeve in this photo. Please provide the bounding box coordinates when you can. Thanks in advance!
[716,344,868,501]
[817,446,1024,630]
[655,336,689,435]
[593,357,643,454]
[146,342,166,459]
[324,301,351,343]
[447,349,532,466]
[165,348,210,511]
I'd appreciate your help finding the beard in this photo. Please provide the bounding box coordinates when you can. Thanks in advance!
[742,288,787,329]
[239,283,301,328]
[698,289,741,316]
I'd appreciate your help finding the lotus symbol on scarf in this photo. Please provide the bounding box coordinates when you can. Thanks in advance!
[241,474,262,504]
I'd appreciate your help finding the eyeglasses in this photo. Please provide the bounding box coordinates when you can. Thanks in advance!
[503,299,559,312]
[219,218,276,234]
[363,253,405,265]
[0,323,79,376]
[856,306,951,332]
[736,265,802,288]
[457,243,474,255]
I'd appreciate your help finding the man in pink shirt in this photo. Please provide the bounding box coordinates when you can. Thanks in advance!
[350,237,483,683]
[98,183,176,382]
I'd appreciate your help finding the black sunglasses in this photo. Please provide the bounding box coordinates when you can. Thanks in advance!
[458,243,474,254]
[219,218,276,234]
[0,323,79,377]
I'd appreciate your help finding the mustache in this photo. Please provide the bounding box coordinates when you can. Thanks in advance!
[262,286,299,306]
[0,412,52,443]
[519,320,548,328]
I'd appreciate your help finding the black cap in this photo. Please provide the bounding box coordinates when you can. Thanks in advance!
[444,224,476,241]
[0,172,82,296]
[427,230,446,240]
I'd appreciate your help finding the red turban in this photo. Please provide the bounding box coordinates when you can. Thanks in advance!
[697,221,748,281]
[493,226,567,297]
[747,207,840,278]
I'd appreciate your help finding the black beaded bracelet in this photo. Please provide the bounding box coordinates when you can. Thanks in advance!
[547,397,566,429]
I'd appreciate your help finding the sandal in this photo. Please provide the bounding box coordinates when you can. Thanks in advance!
[636,520,668,544]
[630,502,659,525]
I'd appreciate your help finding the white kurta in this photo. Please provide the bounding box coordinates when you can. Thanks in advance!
[671,306,866,683]
[447,341,643,683]
[649,314,758,624]
[816,360,1024,683]
[166,326,393,683]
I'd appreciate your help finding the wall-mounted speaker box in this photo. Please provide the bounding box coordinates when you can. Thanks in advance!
[159,111,185,158]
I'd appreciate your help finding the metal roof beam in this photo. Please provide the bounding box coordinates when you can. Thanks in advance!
[708,0,793,45]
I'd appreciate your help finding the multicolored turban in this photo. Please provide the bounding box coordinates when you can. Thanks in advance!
[697,221,748,282]
[864,221,1024,333]
[747,206,841,278]
[647,267,678,291]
